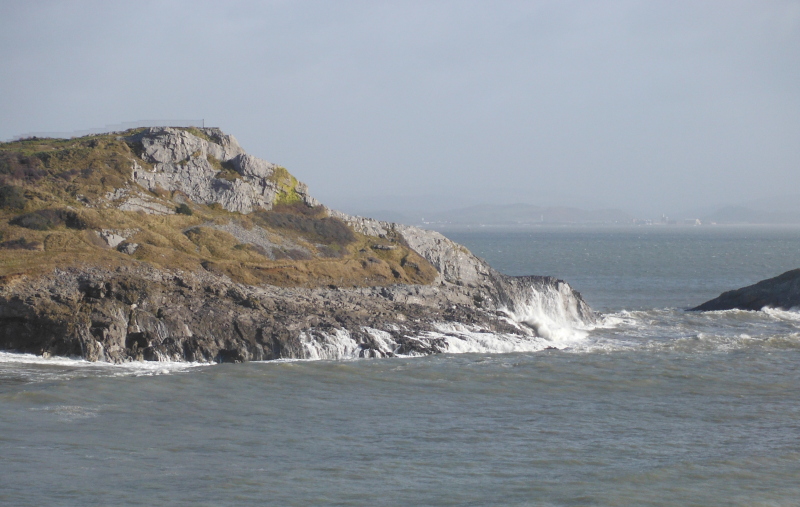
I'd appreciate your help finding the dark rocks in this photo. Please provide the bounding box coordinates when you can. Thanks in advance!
[0,261,596,363]
[690,269,800,311]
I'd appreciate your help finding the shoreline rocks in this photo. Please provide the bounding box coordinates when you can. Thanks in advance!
[0,262,595,363]
[689,268,800,312]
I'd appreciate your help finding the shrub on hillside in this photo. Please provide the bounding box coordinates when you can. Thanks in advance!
[10,209,87,231]
[0,237,43,250]
[254,211,355,246]
[176,203,193,215]
[271,201,325,217]
[0,152,47,184]
[0,185,27,210]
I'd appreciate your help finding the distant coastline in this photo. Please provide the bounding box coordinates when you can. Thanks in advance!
[352,200,800,228]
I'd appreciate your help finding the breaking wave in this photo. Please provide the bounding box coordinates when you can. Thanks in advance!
[497,281,594,341]
[296,303,800,360]
[297,281,602,360]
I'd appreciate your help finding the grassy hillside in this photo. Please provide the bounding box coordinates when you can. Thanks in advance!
[0,129,437,287]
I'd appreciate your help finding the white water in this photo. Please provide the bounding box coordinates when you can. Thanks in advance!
[0,351,210,383]
[291,277,605,360]
[498,281,593,340]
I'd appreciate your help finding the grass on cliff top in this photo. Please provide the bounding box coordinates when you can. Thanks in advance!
[0,205,437,287]
[0,131,439,288]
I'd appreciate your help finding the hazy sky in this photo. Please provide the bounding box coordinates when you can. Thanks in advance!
[1,1,798,216]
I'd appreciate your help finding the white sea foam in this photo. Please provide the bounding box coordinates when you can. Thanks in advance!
[0,351,92,366]
[0,350,210,378]
[255,280,605,361]
[300,329,362,360]
[293,319,599,361]
[498,283,594,341]
[763,307,800,324]
[431,322,587,353]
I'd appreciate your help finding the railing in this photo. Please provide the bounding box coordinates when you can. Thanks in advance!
[9,119,208,141]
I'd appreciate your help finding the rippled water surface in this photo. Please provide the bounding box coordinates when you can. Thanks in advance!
[444,224,800,311]
[2,225,800,506]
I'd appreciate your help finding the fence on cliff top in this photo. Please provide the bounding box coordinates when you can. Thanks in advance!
[8,120,207,142]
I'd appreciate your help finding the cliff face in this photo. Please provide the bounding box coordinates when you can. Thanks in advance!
[128,128,319,214]
[0,127,596,362]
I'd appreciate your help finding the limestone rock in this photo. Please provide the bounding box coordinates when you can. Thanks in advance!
[0,263,595,363]
[125,127,314,214]
[117,243,139,255]
[96,230,127,248]
[118,196,175,215]
[329,211,492,286]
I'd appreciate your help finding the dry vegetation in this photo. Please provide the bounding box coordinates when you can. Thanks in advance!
[0,130,438,287]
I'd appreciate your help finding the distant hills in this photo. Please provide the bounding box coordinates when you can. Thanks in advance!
[701,206,800,225]
[415,204,632,226]
[356,195,800,227]
[683,194,800,225]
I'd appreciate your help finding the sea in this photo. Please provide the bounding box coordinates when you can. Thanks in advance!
[2,224,800,506]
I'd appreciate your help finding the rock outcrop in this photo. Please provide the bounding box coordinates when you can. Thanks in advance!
[690,269,800,311]
[0,126,597,363]
[127,127,318,213]
[329,211,494,286]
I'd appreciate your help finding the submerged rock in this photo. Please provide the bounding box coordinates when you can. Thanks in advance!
[690,269,800,311]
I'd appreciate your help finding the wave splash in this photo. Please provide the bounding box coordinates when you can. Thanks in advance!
[299,279,600,360]
[297,302,800,360]
[496,280,595,341]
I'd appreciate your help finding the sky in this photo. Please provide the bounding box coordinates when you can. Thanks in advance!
[1,0,799,218]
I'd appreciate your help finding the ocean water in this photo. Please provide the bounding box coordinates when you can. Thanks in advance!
[2,225,800,506]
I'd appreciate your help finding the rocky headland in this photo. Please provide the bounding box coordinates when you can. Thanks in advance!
[690,269,800,312]
[0,127,596,362]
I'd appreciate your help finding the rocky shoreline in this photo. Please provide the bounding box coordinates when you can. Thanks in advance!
[0,127,596,363]
[0,258,596,363]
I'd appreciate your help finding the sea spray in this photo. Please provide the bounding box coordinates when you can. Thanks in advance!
[292,278,600,360]
[491,275,597,340]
